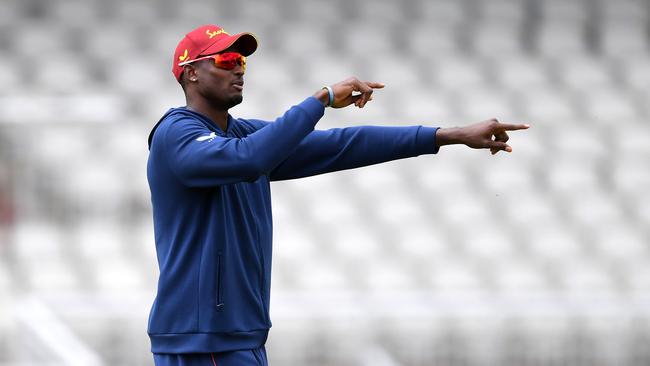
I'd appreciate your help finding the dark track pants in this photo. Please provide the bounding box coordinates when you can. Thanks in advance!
[153,346,268,366]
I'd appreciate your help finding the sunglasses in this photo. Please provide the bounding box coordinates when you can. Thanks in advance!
[178,52,246,72]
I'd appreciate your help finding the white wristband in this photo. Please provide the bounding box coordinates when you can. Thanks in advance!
[324,86,334,107]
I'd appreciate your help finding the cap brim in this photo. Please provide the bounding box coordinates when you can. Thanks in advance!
[201,32,258,57]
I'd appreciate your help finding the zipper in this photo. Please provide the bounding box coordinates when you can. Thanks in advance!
[216,251,224,311]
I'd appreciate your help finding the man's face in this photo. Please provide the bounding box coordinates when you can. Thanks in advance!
[190,48,246,109]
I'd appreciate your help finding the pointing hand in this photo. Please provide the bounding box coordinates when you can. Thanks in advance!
[436,119,530,154]
[314,77,385,109]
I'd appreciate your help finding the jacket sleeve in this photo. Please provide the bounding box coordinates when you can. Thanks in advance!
[161,97,325,187]
[269,125,440,181]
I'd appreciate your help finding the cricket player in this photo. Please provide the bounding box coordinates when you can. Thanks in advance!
[147,24,529,366]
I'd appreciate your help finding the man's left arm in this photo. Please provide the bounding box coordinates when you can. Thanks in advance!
[269,124,438,181]
[269,118,530,181]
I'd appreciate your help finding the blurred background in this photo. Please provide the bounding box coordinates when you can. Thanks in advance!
[0,0,649,365]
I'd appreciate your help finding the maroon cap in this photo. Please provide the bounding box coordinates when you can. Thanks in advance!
[172,24,258,81]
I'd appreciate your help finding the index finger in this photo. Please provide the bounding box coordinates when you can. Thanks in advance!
[496,123,530,131]
[364,81,385,89]
[360,81,384,107]
[352,80,376,107]
[352,79,373,94]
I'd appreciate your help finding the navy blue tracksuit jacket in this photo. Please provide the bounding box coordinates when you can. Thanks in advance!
[146,96,439,354]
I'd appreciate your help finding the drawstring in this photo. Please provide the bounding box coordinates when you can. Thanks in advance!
[211,353,218,366]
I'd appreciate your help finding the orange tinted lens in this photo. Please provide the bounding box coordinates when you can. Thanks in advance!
[215,52,246,71]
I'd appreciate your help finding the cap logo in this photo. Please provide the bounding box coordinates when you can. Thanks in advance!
[178,49,189,61]
[206,29,229,39]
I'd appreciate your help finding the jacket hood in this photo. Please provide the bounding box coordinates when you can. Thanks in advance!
[148,108,177,150]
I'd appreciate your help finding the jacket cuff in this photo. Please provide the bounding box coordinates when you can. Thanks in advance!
[415,126,440,155]
[297,96,326,123]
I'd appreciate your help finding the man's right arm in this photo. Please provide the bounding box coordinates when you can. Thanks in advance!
[158,97,324,187]
[155,77,383,187]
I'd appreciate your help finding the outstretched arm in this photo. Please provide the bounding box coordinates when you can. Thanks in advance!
[270,125,438,181]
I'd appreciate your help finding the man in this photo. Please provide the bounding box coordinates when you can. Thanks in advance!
[146,24,528,366]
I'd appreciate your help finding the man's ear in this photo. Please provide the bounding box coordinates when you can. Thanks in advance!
[184,65,198,82]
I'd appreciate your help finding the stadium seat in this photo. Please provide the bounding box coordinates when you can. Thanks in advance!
[519,86,579,123]
[619,57,650,93]
[349,0,408,25]
[273,24,333,58]
[13,221,81,291]
[339,24,397,57]
[539,0,589,23]
[273,224,322,266]
[559,258,617,295]
[81,24,141,61]
[580,87,639,124]
[564,188,625,228]
[404,23,461,59]
[415,0,465,26]
[292,256,350,292]
[393,218,452,264]
[367,54,426,89]
[109,57,169,94]
[428,257,486,294]
[439,192,494,230]
[623,261,650,295]
[545,157,601,198]
[493,55,551,91]
[456,87,517,121]
[73,219,127,262]
[524,223,585,268]
[590,222,649,266]
[93,258,145,292]
[328,222,385,265]
[601,22,648,57]
[373,193,428,227]
[477,0,526,23]
[48,0,105,24]
[362,257,422,292]
[434,56,486,91]
[473,21,523,57]
[502,189,557,229]
[0,262,11,295]
[110,0,164,25]
[0,57,22,92]
[536,22,588,57]
[13,221,65,263]
[457,221,518,264]
[550,124,607,162]
[612,157,650,198]
[290,0,343,24]
[557,56,614,92]
[493,260,550,294]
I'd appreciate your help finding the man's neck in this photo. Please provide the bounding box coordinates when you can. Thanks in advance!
[186,98,229,132]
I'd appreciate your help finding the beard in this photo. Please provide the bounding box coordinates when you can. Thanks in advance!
[225,94,243,109]
[206,91,243,111]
